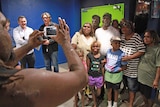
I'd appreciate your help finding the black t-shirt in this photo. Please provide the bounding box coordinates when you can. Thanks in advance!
[39,23,58,55]
[87,52,105,77]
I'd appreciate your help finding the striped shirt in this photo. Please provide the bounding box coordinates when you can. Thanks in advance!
[120,33,145,78]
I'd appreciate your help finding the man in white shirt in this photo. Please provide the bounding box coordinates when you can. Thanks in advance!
[95,13,120,56]
[13,16,35,68]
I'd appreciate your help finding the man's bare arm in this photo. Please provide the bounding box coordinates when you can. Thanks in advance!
[1,17,88,107]
[5,30,45,66]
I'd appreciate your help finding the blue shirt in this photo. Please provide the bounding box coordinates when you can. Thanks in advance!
[105,49,127,73]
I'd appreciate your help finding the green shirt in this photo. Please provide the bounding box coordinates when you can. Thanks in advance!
[138,45,160,89]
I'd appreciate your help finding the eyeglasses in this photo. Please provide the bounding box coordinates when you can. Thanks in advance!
[120,21,132,28]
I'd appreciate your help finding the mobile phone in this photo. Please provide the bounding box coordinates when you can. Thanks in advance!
[44,26,56,37]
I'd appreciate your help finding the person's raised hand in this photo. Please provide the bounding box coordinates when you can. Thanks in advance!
[28,30,46,48]
[50,17,70,46]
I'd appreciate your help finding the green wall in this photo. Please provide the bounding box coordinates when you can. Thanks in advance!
[81,3,124,26]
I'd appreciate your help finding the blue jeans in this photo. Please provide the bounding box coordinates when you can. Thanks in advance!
[123,75,139,92]
[43,51,59,72]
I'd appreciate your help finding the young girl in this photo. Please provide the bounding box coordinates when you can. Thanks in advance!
[74,49,87,107]
[105,36,127,107]
[86,40,105,107]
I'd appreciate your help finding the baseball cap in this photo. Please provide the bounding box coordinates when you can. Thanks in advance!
[103,13,112,19]
[110,36,121,42]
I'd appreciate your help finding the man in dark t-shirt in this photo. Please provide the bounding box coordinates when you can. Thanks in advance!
[39,12,59,72]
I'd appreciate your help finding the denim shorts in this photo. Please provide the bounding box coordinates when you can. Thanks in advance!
[88,76,103,88]
[123,75,139,92]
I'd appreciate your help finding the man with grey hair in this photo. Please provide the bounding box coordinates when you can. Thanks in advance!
[39,12,59,72]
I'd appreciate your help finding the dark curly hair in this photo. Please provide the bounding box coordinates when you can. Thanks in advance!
[144,29,160,45]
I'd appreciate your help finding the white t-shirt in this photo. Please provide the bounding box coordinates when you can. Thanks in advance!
[95,26,120,56]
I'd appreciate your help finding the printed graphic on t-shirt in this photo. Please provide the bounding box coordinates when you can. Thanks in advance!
[91,61,100,72]
[120,46,133,55]
[106,53,118,72]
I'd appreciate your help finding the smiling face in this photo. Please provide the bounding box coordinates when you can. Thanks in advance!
[82,23,92,36]
[102,15,111,27]
[111,40,121,51]
[91,41,101,55]
[18,17,27,29]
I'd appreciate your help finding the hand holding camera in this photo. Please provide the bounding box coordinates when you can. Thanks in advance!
[44,26,57,37]
[38,26,57,41]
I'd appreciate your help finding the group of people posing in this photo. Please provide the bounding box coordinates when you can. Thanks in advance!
[71,12,160,107]
[3,11,160,107]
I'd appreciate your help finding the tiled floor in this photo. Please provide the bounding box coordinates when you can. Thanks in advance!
[57,63,160,107]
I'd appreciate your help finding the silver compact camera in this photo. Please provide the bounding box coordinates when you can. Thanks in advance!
[44,26,57,37]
